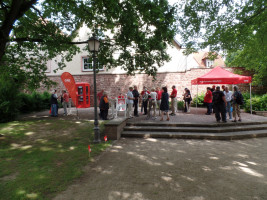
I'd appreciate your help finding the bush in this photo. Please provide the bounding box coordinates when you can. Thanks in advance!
[244,93,267,112]
[177,101,184,110]
[191,93,205,107]
[0,73,21,122]
[18,93,34,113]
[41,91,51,110]
[31,91,43,111]
[18,91,51,113]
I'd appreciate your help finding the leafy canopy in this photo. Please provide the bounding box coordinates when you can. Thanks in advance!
[177,0,267,86]
[0,0,177,90]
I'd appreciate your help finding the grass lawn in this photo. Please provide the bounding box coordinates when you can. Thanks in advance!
[0,118,111,200]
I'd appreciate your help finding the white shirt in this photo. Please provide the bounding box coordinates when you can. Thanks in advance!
[224,91,233,102]
[126,90,134,104]
[150,92,157,101]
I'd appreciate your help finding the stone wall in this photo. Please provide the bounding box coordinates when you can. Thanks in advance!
[44,67,252,106]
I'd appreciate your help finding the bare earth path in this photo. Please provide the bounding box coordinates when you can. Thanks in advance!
[54,138,267,200]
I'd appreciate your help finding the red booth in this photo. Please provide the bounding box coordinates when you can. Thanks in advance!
[76,82,90,108]
[61,72,91,109]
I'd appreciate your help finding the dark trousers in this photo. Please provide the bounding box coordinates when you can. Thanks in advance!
[134,100,138,116]
[213,103,226,122]
[143,100,148,114]
[206,103,212,114]
[100,109,108,120]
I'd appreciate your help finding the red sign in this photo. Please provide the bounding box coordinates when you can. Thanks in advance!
[61,72,77,107]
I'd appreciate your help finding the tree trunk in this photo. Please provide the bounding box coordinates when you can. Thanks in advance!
[0,0,37,62]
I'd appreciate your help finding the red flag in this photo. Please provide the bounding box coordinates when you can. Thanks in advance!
[61,72,77,107]
[104,135,107,142]
[88,145,91,152]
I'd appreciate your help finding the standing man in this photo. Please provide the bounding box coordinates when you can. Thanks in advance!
[132,85,140,117]
[126,87,135,118]
[210,85,216,113]
[141,87,150,115]
[211,85,216,92]
[224,86,233,120]
[50,90,58,117]
[212,86,227,122]
[156,87,162,116]
[204,87,213,115]
[222,85,226,92]
[170,85,177,116]
[62,90,70,116]
[148,88,158,119]
[232,86,243,122]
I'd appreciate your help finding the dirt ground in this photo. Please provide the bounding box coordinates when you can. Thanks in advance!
[53,137,267,200]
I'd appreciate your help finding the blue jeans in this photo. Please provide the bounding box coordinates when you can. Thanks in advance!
[226,101,232,119]
[51,104,58,116]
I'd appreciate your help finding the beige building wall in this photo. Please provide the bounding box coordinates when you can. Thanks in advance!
[46,24,200,76]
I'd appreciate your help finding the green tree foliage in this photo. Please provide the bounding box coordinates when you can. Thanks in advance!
[0,71,21,122]
[0,0,177,90]
[177,0,267,86]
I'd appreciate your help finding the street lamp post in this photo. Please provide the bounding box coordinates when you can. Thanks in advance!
[88,35,101,143]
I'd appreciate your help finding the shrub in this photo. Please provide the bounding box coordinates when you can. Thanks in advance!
[177,101,184,110]
[244,94,267,112]
[41,91,51,110]
[0,73,21,122]
[18,93,34,113]
[191,93,205,107]
[31,91,43,111]
[18,91,51,113]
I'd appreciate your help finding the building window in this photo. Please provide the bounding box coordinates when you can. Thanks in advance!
[82,57,103,71]
[206,59,214,68]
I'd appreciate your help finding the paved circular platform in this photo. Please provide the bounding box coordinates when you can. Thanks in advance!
[19,107,267,124]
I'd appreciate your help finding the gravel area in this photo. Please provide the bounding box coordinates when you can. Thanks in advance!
[54,137,267,200]
[18,107,267,200]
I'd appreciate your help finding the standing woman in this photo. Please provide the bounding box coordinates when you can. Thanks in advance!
[184,89,191,112]
[160,87,170,121]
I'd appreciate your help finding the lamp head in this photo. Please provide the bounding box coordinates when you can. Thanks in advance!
[88,35,100,52]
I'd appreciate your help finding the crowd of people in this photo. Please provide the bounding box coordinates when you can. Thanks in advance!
[50,84,244,123]
[122,85,192,121]
[204,85,243,123]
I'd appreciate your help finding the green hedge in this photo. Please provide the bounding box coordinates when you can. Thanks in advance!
[0,81,53,122]
[191,93,205,107]
[190,91,267,112]
[18,91,51,113]
[244,93,267,112]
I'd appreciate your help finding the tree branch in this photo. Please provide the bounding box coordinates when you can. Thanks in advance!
[31,5,48,26]
[241,6,266,25]
[11,38,115,45]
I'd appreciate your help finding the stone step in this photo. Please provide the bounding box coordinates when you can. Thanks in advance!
[126,121,267,127]
[123,124,267,133]
[121,129,267,140]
